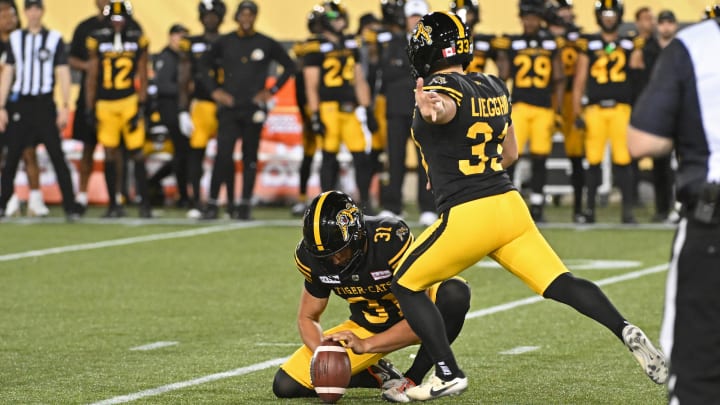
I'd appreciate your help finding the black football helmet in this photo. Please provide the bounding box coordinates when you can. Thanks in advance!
[381,0,405,27]
[318,0,349,34]
[407,12,472,79]
[103,0,133,22]
[302,191,367,281]
[595,0,624,32]
[519,0,546,17]
[307,6,324,34]
[705,3,720,19]
[198,0,227,20]
[449,0,480,27]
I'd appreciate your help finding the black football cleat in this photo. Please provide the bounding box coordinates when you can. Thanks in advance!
[102,205,127,218]
[200,203,219,220]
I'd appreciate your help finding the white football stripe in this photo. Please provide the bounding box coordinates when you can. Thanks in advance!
[314,387,346,394]
[315,346,348,353]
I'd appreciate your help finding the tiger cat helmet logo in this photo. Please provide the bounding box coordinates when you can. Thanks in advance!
[413,22,433,46]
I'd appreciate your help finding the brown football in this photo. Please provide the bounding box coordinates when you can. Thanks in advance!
[310,340,352,403]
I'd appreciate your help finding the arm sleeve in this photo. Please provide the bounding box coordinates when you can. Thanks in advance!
[269,38,296,94]
[53,38,68,66]
[69,23,87,60]
[198,37,222,93]
[629,40,686,139]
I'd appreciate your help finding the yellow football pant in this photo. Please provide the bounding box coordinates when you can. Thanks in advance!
[511,102,555,155]
[584,103,632,165]
[96,94,145,150]
[190,100,218,149]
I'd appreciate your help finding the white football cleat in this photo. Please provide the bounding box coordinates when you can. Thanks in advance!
[28,191,49,217]
[622,324,668,384]
[382,377,415,403]
[418,211,438,226]
[5,194,21,217]
[186,208,202,219]
[405,374,468,401]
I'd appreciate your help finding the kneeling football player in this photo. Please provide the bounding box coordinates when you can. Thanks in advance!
[272,191,471,402]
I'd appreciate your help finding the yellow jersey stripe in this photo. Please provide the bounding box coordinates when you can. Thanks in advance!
[423,85,462,98]
[313,192,330,252]
[389,234,414,268]
[295,256,312,279]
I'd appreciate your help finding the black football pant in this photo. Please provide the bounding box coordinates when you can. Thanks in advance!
[208,108,262,207]
[382,115,435,215]
[158,98,190,203]
[664,218,720,404]
[652,155,674,217]
[0,97,75,213]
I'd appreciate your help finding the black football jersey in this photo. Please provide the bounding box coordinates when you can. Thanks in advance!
[493,33,559,107]
[303,34,360,104]
[466,33,496,74]
[413,72,516,213]
[86,26,148,100]
[180,34,220,102]
[558,30,582,92]
[577,34,641,105]
[295,216,414,334]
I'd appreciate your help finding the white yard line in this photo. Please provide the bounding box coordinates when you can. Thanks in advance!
[90,263,669,404]
[129,342,179,351]
[499,346,541,355]
[0,223,259,263]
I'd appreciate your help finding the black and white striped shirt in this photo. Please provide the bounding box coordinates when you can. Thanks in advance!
[5,27,67,96]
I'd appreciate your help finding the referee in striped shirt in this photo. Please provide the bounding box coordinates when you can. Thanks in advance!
[0,0,80,219]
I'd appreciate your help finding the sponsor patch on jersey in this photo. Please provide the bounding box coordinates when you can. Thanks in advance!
[511,39,528,50]
[319,42,334,53]
[191,42,208,53]
[474,40,490,51]
[542,40,557,50]
[370,270,392,280]
[319,275,341,284]
[250,48,265,61]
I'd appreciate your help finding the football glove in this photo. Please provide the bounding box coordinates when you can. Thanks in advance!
[574,116,586,130]
[178,110,194,137]
[310,111,325,136]
[128,102,145,133]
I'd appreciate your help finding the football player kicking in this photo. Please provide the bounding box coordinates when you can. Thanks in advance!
[272,191,471,403]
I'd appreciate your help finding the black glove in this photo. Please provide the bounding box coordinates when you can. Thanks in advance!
[85,108,97,129]
[366,109,379,133]
[310,111,325,136]
[574,116,586,130]
[128,102,145,133]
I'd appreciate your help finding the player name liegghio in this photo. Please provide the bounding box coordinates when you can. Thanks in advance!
[470,95,510,117]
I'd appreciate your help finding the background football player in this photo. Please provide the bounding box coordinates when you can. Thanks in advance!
[494,0,565,222]
[573,0,643,224]
[177,0,226,219]
[272,191,471,403]
[303,1,378,213]
[450,0,497,74]
[85,0,152,218]
[545,0,586,222]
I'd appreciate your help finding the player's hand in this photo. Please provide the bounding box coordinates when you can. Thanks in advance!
[325,331,368,354]
[128,103,145,133]
[85,108,97,130]
[415,77,444,123]
[56,107,69,131]
[212,89,234,107]
[574,116,586,130]
[554,112,564,131]
[366,109,379,133]
[178,111,194,137]
[310,111,325,136]
[252,88,272,105]
[0,108,8,132]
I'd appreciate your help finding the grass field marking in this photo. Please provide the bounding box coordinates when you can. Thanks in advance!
[129,342,179,351]
[499,346,541,355]
[0,222,264,263]
[89,356,290,405]
[89,263,668,404]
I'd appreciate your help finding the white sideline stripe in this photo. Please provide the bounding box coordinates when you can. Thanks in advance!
[90,263,668,404]
[499,346,540,355]
[254,342,298,347]
[0,223,253,262]
[89,356,290,405]
[129,341,178,351]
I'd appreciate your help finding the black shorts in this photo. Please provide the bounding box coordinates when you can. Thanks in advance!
[72,92,97,145]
